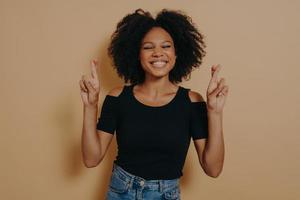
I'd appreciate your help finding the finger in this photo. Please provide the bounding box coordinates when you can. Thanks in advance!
[82,74,87,82]
[211,64,218,76]
[81,75,89,89]
[211,64,222,82]
[207,64,219,90]
[217,78,226,91]
[93,59,99,66]
[210,78,225,97]
[217,86,226,96]
[82,74,93,84]
[220,77,225,85]
[222,85,229,95]
[79,80,88,92]
[85,79,96,93]
[91,59,99,79]
[218,83,228,96]
[82,75,95,90]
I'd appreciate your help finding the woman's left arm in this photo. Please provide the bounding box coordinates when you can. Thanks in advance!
[202,111,224,178]
[194,64,229,178]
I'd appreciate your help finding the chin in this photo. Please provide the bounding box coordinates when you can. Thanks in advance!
[142,62,175,78]
[148,69,172,78]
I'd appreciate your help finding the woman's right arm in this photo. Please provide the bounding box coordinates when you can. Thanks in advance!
[79,60,114,168]
[81,104,102,167]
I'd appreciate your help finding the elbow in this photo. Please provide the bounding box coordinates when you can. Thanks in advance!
[83,161,98,168]
[204,164,223,178]
[83,157,103,168]
[84,162,97,168]
[208,170,222,178]
[82,150,104,168]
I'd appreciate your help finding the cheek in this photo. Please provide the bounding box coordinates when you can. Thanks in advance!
[139,52,150,69]
[166,48,176,57]
[167,51,176,62]
[139,51,150,61]
[139,54,146,64]
[140,54,157,68]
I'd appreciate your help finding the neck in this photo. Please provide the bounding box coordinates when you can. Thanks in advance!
[137,78,178,96]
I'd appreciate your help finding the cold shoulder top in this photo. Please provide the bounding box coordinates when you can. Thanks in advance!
[96,84,208,180]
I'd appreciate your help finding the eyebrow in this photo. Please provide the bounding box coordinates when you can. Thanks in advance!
[142,40,172,45]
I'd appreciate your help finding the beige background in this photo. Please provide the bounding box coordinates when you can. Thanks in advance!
[1,0,299,199]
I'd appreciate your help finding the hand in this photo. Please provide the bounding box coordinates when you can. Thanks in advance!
[206,64,229,114]
[79,59,100,107]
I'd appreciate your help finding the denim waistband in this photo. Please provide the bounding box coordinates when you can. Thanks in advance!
[112,163,180,192]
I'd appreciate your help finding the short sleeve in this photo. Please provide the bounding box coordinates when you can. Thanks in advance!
[190,101,208,140]
[96,95,119,134]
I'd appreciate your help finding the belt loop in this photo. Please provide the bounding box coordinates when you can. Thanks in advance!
[159,180,163,193]
[129,177,134,188]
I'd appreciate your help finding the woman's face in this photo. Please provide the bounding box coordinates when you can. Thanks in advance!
[139,27,176,79]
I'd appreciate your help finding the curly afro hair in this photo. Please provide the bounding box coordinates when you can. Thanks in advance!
[108,8,206,85]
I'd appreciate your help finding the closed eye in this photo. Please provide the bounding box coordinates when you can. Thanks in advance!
[143,46,153,49]
[143,45,171,49]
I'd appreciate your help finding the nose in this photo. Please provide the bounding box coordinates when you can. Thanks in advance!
[152,47,163,57]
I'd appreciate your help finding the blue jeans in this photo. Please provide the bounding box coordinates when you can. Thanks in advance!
[106,163,181,200]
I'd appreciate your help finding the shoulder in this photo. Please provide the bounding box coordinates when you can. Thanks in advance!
[107,85,125,97]
[188,90,205,103]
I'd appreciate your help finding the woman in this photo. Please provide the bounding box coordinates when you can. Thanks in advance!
[80,8,229,200]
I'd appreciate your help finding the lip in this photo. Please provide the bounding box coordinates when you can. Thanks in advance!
[150,60,168,68]
[149,60,168,64]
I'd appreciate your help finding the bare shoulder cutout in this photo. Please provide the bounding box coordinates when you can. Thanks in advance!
[107,85,125,97]
[188,90,205,102]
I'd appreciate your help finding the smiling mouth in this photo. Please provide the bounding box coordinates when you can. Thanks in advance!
[149,60,168,68]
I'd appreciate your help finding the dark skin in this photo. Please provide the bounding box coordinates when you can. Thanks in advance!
[80,27,229,178]
[135,26,178,105]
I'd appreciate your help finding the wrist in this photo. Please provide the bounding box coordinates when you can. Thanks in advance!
[84,104,98,111]
[207,109,223,117]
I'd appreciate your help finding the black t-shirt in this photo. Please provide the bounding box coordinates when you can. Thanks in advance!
[96,84,208,180]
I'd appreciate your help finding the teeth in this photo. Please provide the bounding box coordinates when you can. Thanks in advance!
[151,61,167,68]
